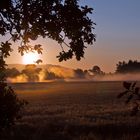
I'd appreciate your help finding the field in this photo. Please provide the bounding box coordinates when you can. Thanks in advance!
[2,81,140,140]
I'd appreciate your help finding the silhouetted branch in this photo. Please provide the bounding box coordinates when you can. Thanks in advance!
[117,81,140,116]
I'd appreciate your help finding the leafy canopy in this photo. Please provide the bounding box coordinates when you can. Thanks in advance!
[0,1,95,129]
[116,60,140,73]
[0,0,96,61]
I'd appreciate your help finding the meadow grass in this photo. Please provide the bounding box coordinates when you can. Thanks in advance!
[1,81,140,140]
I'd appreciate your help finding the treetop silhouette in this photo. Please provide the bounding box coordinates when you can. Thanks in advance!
[0,0,96,130]
[116,60,140,73]
[0,0,96,61]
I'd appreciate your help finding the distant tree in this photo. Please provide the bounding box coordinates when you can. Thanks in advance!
[116,60,140,73]
[44,70,62,80]
[21,64,42,82]
[74,68,85,79]
[5,68,20,78]
[89,65,104,76]
[35,59,43,65]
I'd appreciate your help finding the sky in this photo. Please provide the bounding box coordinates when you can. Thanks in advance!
[5,0,140,72]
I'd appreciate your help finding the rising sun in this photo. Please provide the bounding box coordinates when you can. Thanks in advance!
[22,52,40,64]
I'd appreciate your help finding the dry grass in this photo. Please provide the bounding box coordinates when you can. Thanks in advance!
[1,81,140,140]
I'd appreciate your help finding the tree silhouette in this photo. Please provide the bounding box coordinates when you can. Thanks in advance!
[116,60,140,73]
[21,64,42,82]
[0,0,95,61]
[74,68,85,79]
[44,70,62,80]
[35,59,43,65]
[5,68,20,78]
[89,65,104,75]
[117,82,140,116]
[0,0,95,130]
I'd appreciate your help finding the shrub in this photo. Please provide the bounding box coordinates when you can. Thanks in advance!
[0,82,27,131]
[117,81,140,116]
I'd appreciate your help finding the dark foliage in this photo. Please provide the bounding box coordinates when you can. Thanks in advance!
[74,68,85,79]
[0,0,95,132]
[44,70,63,80]
[117,81,140,116]
[0,50,27,131]
[0,82,27,131]
[21,64,42,82]
[89,65,104,75]
[5,68,20,78]
[0,0,95,61]
[35,59,43,65]
[116,60,140,73]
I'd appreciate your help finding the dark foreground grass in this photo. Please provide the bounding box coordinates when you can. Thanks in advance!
[1,81,140,140]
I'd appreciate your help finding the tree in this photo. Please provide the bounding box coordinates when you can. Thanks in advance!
[5,67,20,78]
[0,0,96,62]
[21,64,42,82]
[0,83,27,131]
[44,70,62,80]
[35,59,43,65]
[74,68,85,78]
[89,65,104,75]
[116,60,140,73]
[0,0,95,130]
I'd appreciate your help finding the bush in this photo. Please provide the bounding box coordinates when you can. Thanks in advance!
[117,81,140,116]
[0,82,27,131]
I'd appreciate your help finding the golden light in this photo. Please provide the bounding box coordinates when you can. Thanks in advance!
[22,52,40,64]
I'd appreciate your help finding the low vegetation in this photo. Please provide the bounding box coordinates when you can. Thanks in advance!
[117,82,140,116]
[1,81,140,140]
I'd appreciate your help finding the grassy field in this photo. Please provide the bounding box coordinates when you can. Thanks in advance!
[1,81,140,140]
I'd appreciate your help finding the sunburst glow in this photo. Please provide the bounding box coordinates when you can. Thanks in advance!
[22,52,40,64]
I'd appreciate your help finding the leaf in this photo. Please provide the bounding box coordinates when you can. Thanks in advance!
[123,82,131,90]
[1,41,12,58]
[117,91,128,98]
[57,50,73,62]
[34,44,43,54]
[125,94,133,104]
[12,34,20,42]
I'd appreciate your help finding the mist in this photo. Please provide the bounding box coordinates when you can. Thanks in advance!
[6,66,75,83]
[7,74,28,83]
[93,73,140,81]
[6,63,140,83]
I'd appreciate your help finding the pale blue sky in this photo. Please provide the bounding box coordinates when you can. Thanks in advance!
[6,0,140,72]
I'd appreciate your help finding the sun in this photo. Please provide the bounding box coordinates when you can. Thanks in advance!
[22,52,40,64]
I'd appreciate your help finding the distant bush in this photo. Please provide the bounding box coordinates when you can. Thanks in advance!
[0,82,27,131]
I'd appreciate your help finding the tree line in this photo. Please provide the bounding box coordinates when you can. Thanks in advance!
[116,60,140,73]
[6,60,140,82]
